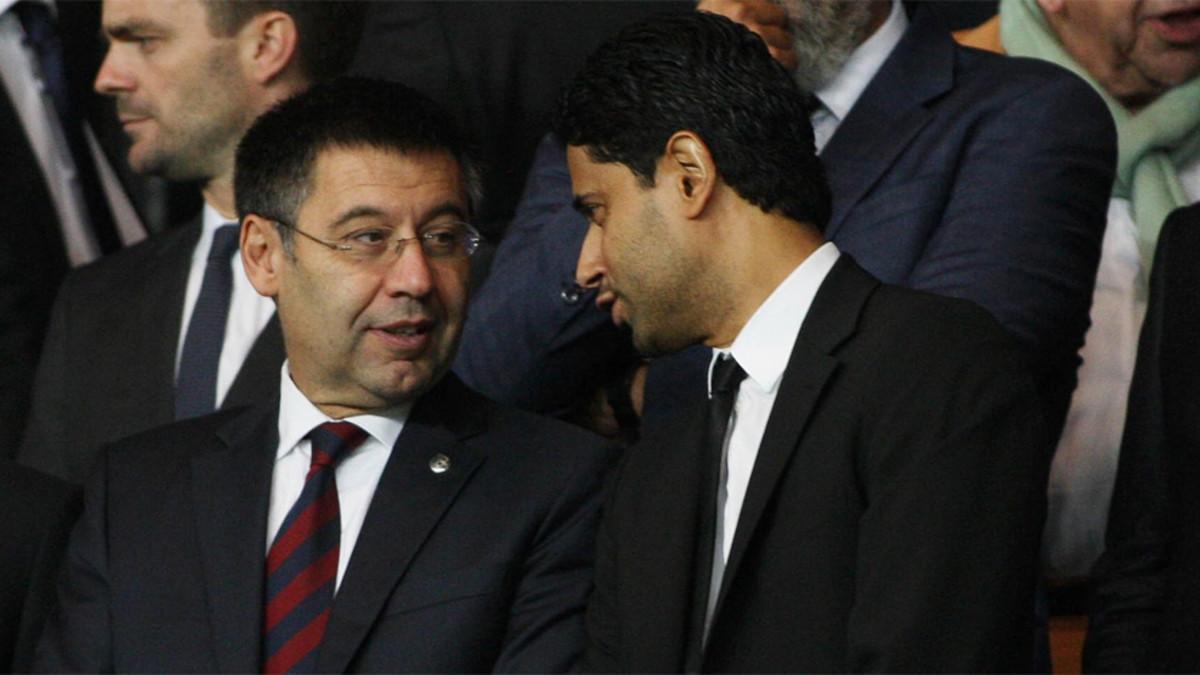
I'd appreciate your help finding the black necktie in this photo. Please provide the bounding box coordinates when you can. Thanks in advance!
[175,224,240,420]
[15,1,121,254]
[685,353,747,671]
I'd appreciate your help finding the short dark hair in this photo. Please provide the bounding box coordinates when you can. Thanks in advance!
[204,1,365,83]
[554,11,831,230]
[234,77,482,242]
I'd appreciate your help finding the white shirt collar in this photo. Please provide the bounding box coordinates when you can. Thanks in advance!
[709,242,842,396]
[276,361,411,461]
[814,0,907,122]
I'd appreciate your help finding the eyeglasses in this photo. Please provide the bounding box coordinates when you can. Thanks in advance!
[271,218,482,265]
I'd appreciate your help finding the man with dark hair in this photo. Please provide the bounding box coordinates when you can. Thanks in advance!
[455,0,1114,446]
[559,13,1047,671]
[37,77,612,673]
[18,0,364,483]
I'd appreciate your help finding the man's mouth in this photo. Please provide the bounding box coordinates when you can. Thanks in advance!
[1147,4,1200,44]
[370,319,435,351]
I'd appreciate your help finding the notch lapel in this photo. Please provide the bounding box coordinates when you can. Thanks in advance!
[317,376,488,674]
[821,10,955,239]
[708,258,879,636]
[140,219,202,424]
[191,403,278,673]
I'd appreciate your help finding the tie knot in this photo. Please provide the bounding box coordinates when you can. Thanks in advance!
[307,421,368,469]
[711,354,747,396]
[209,224,240,262]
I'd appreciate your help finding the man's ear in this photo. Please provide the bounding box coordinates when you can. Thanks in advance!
[241,215,285,298]
[663,131,717,219]
[238,10,299,86]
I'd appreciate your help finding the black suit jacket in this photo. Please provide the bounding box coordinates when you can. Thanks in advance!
[1084,204,1200,673]
[37,374,615,673]
[17,218,284,483]
[583,257,1048,672]
[0,461,80,673]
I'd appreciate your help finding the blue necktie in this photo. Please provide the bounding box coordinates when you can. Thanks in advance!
[175,224,240,420]
[14,1,121,254]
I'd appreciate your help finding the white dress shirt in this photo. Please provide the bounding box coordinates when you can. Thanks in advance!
[268,361,412,591]
[703,242,842,632]
[175,203,277,406]
[1045,156,1200,578]
[809,0,907,153]
[0,0,144,265]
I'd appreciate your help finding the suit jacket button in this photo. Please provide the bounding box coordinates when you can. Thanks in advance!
[429,453,451,474]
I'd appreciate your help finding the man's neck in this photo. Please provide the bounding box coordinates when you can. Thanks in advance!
[705,215,826,349]
[202,173,237,221]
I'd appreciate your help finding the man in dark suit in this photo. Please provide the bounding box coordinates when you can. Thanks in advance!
[0,460,80,672]
[556,14,1046,671]
[1084,203,1200,673]
[454,0,1114,441]
[0,0,148,456]
[18,0,365,482]
[37,77,613,673]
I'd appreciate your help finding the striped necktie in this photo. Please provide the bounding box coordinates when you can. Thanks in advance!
[263,421,367,674]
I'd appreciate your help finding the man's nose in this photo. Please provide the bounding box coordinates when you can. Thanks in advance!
[382,241,436,299]
[575,224,606,289]
[94,47,132,96]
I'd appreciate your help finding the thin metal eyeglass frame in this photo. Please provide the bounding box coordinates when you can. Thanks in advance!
[268,218,482,260]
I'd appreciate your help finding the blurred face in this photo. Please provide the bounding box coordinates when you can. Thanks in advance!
[95,0,254,181]
[569,146,704,357]
[274,146,471,414]
[777,0,876,91]
[1054,0,1200,107]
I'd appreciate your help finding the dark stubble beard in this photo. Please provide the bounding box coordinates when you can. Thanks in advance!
[777,0,876,92]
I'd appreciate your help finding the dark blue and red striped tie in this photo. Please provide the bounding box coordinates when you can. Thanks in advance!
[263,421,367,674]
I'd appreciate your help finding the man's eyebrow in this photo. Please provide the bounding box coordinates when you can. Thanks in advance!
[327,201,470,229]
[421,201,469,224]
[103,20,164,41]
[571,195,596,216]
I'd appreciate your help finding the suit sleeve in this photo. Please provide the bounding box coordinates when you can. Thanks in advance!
[453,134,637,417]
[905,69,1115,441]
[847,319,1047,672]
[1082,215,1183,672]
[492,440,619,673]
[34,451,114,673]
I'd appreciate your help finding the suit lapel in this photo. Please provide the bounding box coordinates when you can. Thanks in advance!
[317,376,488,673]
[708,257,879,636]
[821,10,955,239]
[623,404,710,673]
[141,219,202,424]
[223,314,286,410]
[191,403,278,673]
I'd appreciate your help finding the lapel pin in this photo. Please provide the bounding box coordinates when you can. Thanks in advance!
[429,453,451,474]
